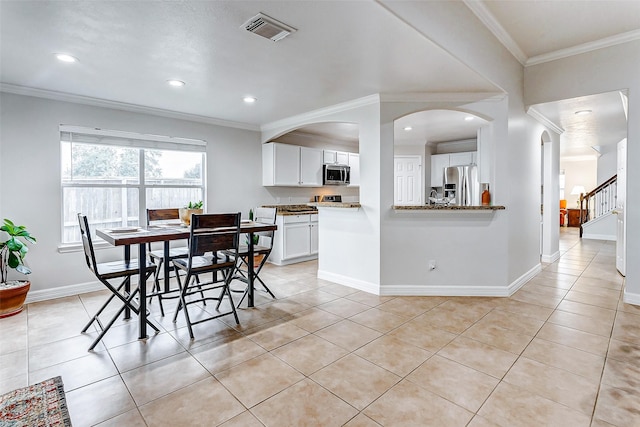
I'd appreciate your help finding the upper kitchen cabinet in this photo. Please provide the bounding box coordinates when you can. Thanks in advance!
[263,142,323,187]
[430,153,450,187]
[348,153,360,187]
[449,151,476,166]
[430,151,477,187]
[300,146,324,186]
[324,149,349,165]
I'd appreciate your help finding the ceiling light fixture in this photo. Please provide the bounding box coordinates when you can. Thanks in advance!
[166,79,186,87]
[243,96,257,103]
[404,126,413,131]
[55,53,78,63]
[464,116,474,121]
[575,110,592,116]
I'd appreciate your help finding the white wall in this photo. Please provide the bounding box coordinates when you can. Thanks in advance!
[525,39,640,304]
[597,145,618,185]
[381,1,546,289]
[0,93,268,297]
[542,133,561,263]
[561,158,598,208]
[380,97,511,294]
[263,98,383,291]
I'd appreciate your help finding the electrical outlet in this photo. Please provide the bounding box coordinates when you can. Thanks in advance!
[429,260,437,271]
[288,196,292,203]
[276,197,281,203]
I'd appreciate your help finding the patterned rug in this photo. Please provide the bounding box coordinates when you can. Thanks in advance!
[0,376,71,427]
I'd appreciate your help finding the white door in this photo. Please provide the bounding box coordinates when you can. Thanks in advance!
[394,155,422,205]
[616,138,626,275]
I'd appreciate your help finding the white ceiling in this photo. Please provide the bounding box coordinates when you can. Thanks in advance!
[0,1,496,126]
[530,91,628,160]
[1,1,637,155]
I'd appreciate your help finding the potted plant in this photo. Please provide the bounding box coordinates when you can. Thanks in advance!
[178,201,204,226]
[0,219,36,318]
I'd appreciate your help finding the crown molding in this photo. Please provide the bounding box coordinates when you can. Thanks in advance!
[526,29,640,66]
[0,83,260,131]
[380,92,505,103]
[463,0,528,65]
[527,106,564,135]
[261,94,380,133]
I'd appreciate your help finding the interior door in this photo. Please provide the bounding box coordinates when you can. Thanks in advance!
[616,138,626,276]
[394,155,422,205]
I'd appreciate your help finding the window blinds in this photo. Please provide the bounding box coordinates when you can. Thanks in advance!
[59,125,207,153]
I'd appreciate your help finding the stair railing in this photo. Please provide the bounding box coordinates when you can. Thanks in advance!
[579,174,617,237]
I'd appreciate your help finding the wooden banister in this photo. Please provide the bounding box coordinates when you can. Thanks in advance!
[578,174,617,237]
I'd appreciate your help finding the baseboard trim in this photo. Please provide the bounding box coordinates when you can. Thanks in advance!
[507,263,542,296]
[623,290,640,306]
[581,233,616,241]
[541,251,561,263]
[379,284,511,297]
[25,281,103,304]
[267,255,318,266]
[317,270,379,295]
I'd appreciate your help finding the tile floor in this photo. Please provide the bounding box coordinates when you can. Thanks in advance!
[2,228,639,426]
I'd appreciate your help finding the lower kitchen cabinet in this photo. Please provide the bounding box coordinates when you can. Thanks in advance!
[269,213,319,265]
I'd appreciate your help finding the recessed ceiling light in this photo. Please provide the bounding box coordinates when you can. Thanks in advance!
[55,53,78,63]
[403,126,412,131]
[166,79,185,87]
[575,110,592,116]
[243,96,257,103]
[464,116,474,121]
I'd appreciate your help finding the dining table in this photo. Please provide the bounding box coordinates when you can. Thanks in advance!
[96,219,277,339]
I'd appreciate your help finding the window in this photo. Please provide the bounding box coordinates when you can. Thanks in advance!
[61,126,206,244]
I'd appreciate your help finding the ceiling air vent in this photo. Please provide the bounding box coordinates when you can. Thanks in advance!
[242,13,296,42]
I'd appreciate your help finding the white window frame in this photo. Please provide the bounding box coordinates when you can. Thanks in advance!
[59,125,207,251]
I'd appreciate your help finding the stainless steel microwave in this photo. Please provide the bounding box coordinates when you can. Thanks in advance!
[323,164,350,185]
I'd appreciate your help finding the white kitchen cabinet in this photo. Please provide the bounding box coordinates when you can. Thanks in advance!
[430,151,477,187]
[449,152,475,167]
[270,213,319,265]
[283,222,311,259]
[263,143,323,187]
[348,152,360,187]
[323,150,349,165]
[310,221,319,255]
[477,125,491,183]
[300,147,323,186]
[430,154,450,187]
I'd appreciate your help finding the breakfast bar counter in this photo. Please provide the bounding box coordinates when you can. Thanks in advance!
[393,205,505,211]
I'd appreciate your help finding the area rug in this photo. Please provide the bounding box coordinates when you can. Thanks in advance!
[0,376,71,427]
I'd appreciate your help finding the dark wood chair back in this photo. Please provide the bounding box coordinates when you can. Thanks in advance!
[78,213,99,275]
[147,208,181,225]
[189,213,241,259]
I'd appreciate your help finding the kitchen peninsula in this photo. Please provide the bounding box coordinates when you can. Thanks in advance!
[393,205,505,211]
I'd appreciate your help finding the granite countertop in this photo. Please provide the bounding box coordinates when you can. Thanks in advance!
[262,204,318,216]
[310,202,362,209]
[393,205,505,211]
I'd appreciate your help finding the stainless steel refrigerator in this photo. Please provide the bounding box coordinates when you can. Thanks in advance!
[443,165,480,206]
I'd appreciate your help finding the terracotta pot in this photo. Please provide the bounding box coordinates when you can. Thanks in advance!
[253,254,265,266]
[178,208,203,226]
[0,280,30,318]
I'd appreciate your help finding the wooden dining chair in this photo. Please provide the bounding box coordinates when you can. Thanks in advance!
[171,212,242,339]
[77,214,159,350]
[228,207,277,306]
[146,208,190,315]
